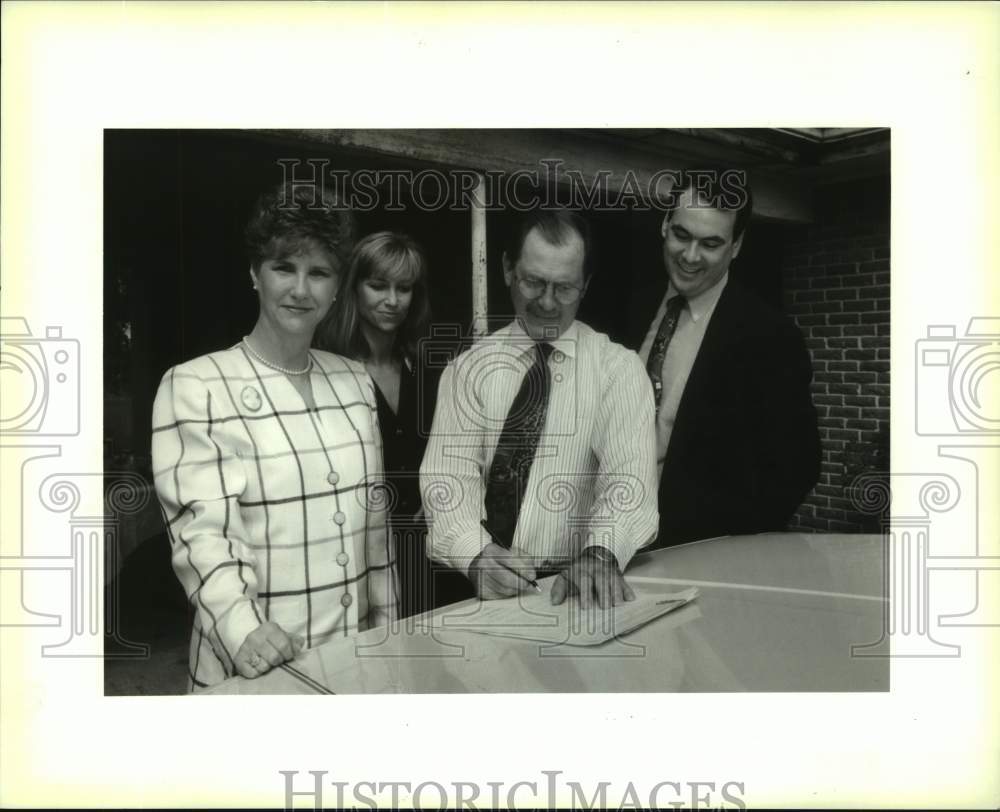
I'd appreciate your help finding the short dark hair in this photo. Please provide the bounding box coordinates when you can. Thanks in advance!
[664,168,754,240]
[244,181,356,272]
[503,209,594,278]
[317,231,431,362]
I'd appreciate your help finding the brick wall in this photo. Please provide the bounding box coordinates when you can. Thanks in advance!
[782,176,890,533]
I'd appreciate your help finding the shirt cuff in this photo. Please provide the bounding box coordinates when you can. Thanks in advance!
[582,529,647,571]
[448,529,488,579]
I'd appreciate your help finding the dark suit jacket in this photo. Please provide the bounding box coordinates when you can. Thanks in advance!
[637,280,821,547]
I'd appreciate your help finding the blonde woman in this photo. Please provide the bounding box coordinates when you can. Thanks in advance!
[320,231,472,617]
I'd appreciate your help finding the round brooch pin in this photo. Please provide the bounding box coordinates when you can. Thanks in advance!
[241,385,262,412]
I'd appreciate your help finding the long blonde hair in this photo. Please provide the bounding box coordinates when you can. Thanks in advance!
[316,231,430,361]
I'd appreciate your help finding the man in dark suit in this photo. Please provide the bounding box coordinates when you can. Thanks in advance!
[636,169,820,547]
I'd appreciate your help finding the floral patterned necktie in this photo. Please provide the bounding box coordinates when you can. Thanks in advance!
[484,341,554,548]
[646,295,686,413]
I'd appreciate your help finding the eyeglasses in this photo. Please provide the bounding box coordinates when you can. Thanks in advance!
[514,273,586,305]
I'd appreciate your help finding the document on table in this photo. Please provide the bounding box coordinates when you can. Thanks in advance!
[424,581,699,646]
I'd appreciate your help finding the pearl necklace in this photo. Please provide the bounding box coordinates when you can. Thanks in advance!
[242,337,313,375]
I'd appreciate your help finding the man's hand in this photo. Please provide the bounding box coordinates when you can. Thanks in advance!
[234,621,304,679]
[550,546,635,609]
[468,543,538,600]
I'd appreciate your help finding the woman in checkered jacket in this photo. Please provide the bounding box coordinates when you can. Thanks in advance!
[151,182,397,690]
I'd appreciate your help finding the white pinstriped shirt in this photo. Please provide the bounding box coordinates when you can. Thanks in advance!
[152,345,397,689]
[420,320,658,575]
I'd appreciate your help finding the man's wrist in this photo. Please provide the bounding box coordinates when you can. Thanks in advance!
[582,545,618,568]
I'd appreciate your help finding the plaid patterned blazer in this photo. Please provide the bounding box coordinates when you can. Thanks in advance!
[152,344,397,689]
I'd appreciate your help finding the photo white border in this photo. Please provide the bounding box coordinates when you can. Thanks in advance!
[2,1,998,808]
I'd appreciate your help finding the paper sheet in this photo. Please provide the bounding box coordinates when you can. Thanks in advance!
[424,581,699,646]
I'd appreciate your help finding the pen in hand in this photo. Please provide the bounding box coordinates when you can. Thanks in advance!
[480,519,543,593]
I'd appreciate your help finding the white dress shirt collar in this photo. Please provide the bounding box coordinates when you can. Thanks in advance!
[503,318,580,359]
[669,271,729,323]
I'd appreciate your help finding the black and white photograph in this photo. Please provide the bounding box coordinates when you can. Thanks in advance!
[1,3,996,810]
[103,127,891,696]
